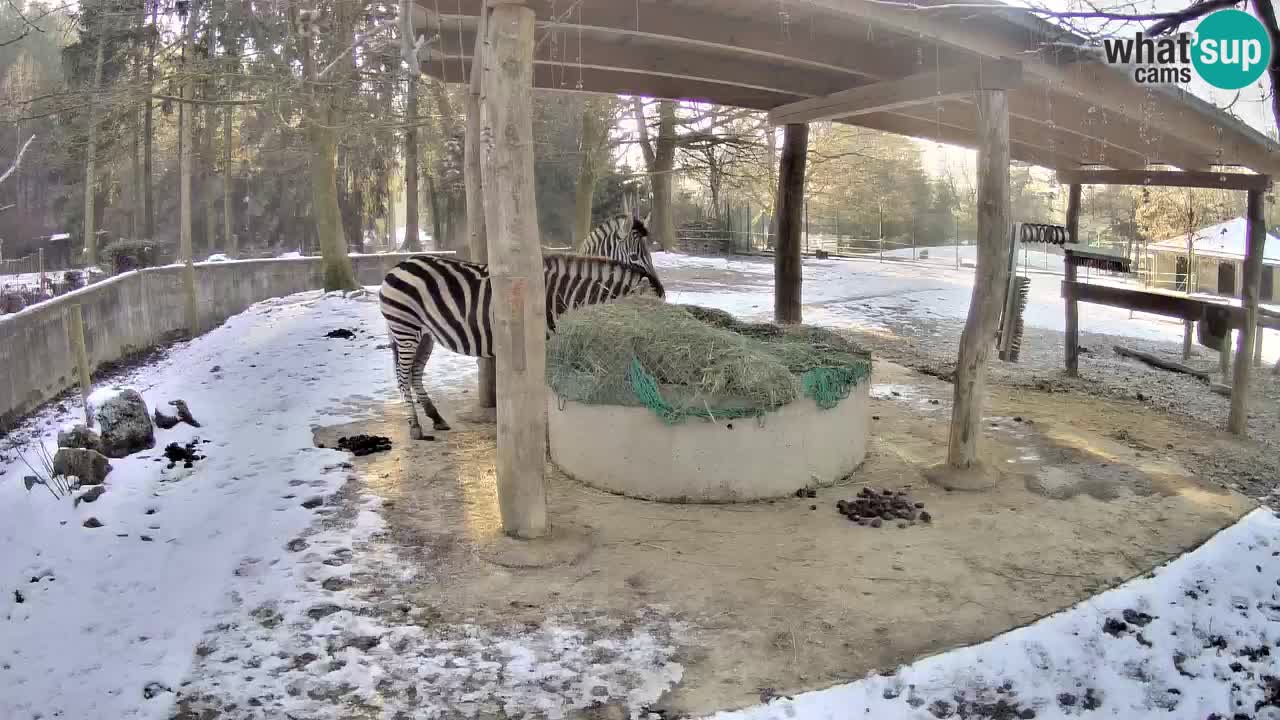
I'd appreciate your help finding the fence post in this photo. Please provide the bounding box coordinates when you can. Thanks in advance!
[67,304,93,428]
[912,223,917,261]
[38,247,45,294]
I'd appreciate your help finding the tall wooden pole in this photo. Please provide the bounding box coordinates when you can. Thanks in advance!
[467,6,496,409]
[482,2,548,538]
[1064,183,1081,376]
[774,123,808,325]
[1229,187,1268,435]
[946,88,1011,471]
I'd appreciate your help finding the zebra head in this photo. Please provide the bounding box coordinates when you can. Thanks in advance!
[626,212,658,274]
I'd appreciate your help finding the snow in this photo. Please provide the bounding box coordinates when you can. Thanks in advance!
[276,250,304,259]
[204,253,230,262]
[0,291,416,720]
[704,507,1280,720]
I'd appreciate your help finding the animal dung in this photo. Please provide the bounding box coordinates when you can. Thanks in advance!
[337,434,393,457]
[836,486,932,528]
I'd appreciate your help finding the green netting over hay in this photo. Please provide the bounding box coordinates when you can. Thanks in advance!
[546,298,872,424]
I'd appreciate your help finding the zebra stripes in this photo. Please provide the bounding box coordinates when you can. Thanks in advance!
[379,252,665,438]
[578,213,656,274]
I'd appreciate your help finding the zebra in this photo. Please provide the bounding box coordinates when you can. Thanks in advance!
[578,212,656,274]
[379,252,665,439]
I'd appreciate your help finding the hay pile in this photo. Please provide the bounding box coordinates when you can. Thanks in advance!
[546,298,872,424]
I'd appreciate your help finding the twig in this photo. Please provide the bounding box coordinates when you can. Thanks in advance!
[0,134,35,186]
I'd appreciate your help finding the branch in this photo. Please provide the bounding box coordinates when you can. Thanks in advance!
[1253,0,1280,125]
[0,134,35,186]
[1148,0,1244,35]
[858,0,1240,24]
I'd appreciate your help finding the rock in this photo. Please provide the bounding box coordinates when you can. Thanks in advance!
[153,409,179,430]
[74,485,107,506]
[95,390,154,458]
[83,517,103,528]
[57,425,103,454]
[53,448,112,485]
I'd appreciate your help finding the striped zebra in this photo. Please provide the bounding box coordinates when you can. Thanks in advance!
[578,213,656,273]
[379,253,665,439]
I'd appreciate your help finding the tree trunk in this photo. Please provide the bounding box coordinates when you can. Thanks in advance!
[945,89,1011,476]
[466,9,496,408]
[83,22,107,266]
[130,107,141,240]
[403,69,421,252]
[143,2,157,242]
[572,99,605,247]
[426,173,443,249]
[632,98,678,250]
[774,123,807,325]
[766,124,778,248]
[180,0,199,332]
[202,83,217,254]
[300,5,357,290]
[387,161,398,248]
[1064,183,1081,375]
[482,4,548,539]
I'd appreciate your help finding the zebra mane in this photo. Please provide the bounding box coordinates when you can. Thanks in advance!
[544,252,665,298]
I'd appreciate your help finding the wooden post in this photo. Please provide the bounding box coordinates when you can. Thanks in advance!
[1182,321,1194,360]
[466,6,496,409]
[67,305,93,427]
[481,2,548,539]
[774,123,808,325]
[946,88,1010,472]
[1255,323,1264,367]
[1064,183,1081,376]
[1229,187,1267,435]
[37,247,44,294]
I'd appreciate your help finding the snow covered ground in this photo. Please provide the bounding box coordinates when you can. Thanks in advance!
[709,507,1280,720]
[1,252,1276,719]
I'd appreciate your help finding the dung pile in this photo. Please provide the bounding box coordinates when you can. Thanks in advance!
[163,439,206,469]
[337,434,392,457]
[836,487,932,528]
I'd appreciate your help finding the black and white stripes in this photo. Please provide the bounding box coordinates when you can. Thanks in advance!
[379,252,664,439]
[578,214,656,274]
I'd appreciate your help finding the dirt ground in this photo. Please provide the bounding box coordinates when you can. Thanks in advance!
[314,359,1253,718]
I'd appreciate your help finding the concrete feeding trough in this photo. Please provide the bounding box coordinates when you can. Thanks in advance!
[547,380,870,503]
[545,300,872,504]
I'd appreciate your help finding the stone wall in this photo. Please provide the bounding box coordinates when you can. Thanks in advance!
[0,253,432,427]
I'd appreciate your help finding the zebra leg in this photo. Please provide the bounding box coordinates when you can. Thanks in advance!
[390,333,426,440]
[410,335,452,432]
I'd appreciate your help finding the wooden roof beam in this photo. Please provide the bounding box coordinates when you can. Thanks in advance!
[1056,168,1272,191]
[767,59,1022,126]
[817,0,1280,174]
[851,111,1081,171]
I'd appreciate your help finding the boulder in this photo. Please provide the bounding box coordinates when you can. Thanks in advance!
[53,447,112,485]
[57,424,104,454]
[95,389,154,458]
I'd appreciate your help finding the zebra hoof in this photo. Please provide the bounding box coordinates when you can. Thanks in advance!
[432,420,452,432]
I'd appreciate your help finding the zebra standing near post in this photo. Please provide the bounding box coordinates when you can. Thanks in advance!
[379,233,664,440]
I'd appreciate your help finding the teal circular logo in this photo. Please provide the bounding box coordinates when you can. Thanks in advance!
[1193,9,1272,90]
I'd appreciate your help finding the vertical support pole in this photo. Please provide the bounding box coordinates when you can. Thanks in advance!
[1229,187,1267,435]
[1254,324,1264,367]
[1064,183,1081,376]
[67,305,93,428]
[482,2,547,539]
[1183,321,1194,360]
[946,88,1010,473]
[466,5,496,409]
[803,198,809,252]
[37,247,45,294]
[774,122,807,325]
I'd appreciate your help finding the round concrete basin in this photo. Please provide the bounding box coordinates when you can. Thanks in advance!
[547,379,870,503]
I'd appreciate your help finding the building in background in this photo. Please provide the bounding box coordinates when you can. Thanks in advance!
[1145,217,1280,303]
